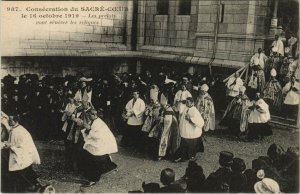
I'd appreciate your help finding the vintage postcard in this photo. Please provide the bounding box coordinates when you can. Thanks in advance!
[1,0,299,193]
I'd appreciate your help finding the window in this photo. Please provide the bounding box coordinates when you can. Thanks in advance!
[178,0,191,15]
[220,3,225,23]
[157,0,169,15]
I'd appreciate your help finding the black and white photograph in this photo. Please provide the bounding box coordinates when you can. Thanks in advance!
[1,0,299,193]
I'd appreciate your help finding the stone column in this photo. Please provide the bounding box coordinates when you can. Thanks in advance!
[136,0,146,49]
[126,0,134,50]
[269,0,279,34]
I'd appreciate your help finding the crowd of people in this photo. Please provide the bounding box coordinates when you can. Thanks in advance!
[1,33,299,192]
[131,144,299,193]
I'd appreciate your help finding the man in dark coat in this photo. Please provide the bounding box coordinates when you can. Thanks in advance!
[29,86,43,140]
[6,92,21,116]
[267,144,299,192]
[229,158,247,193]
[159,168,187,193]
[203,151,234,192]
[183,161,206,192]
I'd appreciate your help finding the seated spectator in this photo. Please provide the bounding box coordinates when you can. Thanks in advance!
[160,168,186,193]
[267,143,286,171]
[183,161,205,192]
[203,151,234,192]
[267,144,299,192]
[229,158,247,193]
[254,178,281,194]
[141,182,160,193]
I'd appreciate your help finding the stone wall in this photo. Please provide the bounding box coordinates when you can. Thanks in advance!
[142,0,198,48]
[1,1,132,57]
[2,0,274,74]
[1,56,136,78]
[137,0,270,68]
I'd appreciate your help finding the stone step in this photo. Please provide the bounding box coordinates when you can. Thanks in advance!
[269,116,298,131]
[219,110,298,131]
[271,115,297,125]
[269,120,298,131]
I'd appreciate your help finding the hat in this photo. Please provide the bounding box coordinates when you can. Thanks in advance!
[74,90,82,102]
[232,158,246,172]
[79,77,93,82]
[219,151,234,167]
[254,58,260,66]
[193,86,199,91]
[252,159,267,171]
[257,169,265,179]
[82,90,91,103]
[150,86,159,101]
[270,68,277,77]
[254,178,280,194]
[200,84,209,92]
[239,86,246,93]
[160,93,168,106]
[267,144,285,160]
[165,78,176,84]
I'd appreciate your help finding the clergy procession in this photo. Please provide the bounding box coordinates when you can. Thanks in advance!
[1,34,299,193]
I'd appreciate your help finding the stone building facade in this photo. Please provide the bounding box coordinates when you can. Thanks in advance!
[1,0,299,77]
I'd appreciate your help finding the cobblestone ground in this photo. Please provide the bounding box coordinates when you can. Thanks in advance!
[34,125,299,193]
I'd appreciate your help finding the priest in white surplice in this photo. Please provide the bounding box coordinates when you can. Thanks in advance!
[271,35,284,56]
[247,93,272,141]
[175,97,204,162]
[121,90,146,149]
[226,72,243,103]
[174,84,192,119]
[2,115,41,192]
[80,109,117,187]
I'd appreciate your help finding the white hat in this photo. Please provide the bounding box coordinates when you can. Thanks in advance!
[239,86,246,93]
[82,90,91,102]
[74,90,82,102]
[254,58,260,66]
[254,178,280,194]
[79,77,93,82]
[150,87,159,101]
[200,84,209,92]
[257,169,265,179]
[64,81,69,87]
[160,93,168,105]
[165,78,176,84]
[193,86,199,91]
[270,68,277,77]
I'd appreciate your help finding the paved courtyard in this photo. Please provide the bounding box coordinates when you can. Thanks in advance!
[35,127,299,193]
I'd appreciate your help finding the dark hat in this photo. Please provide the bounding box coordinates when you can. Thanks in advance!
[232,158,246,172]
[267,144,285,160]
[252,158,268,171]
[186,161,204,178]
[257,156,272,166]
[219,151,234,167]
